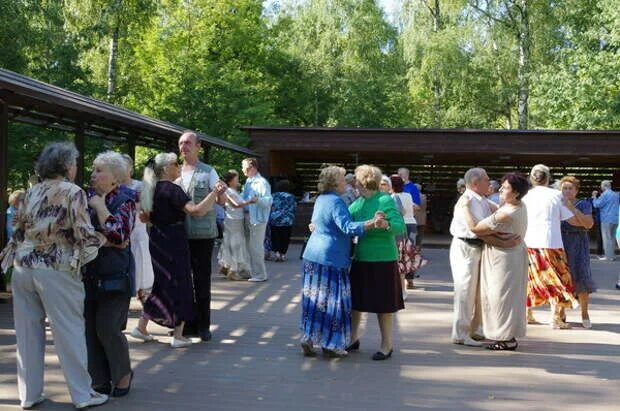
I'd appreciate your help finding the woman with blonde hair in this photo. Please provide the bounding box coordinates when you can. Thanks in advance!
[522,164,579,329]
[559,176,596,328]
[131,153,226,348]
[348,165,405,360]
[300,166,387,357]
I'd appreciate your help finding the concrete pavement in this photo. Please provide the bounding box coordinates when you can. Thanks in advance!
[0,245,618,410]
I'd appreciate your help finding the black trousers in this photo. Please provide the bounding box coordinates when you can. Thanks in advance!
[84,290,131,386]
[270,225,292,254]
[188,238,214,332]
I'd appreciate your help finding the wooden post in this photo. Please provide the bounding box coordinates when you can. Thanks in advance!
[0,99,8,248]
[75,123,85,188]
[202,143,211,163]
[127,134,136,161]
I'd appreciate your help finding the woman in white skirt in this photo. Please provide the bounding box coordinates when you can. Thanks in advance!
[218,170,253,280]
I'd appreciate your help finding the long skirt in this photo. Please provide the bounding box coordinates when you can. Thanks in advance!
[143,223,194,328]
[300,260,352,351]
[481,244,528,341]
[527,248,578,309]
[350,260,404,313]
[218,218,251,275]
[131,219,154,292]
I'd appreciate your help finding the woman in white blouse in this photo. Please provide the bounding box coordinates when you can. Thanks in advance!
[522,164,579,329]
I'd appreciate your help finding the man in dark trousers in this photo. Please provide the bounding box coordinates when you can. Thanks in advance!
[176,131,222,341]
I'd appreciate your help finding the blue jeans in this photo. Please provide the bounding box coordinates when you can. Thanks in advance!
[601,222,618,259]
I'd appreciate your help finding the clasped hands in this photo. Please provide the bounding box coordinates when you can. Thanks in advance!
[372,211,389,230]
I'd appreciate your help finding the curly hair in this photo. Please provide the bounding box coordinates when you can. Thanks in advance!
[560,175,580,190]
[355,165,382,191]
[35,142,79,180]
[317,166,345,194]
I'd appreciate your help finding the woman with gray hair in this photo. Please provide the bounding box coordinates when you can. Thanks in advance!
[132,153,226,348]
[83,150,137,397]
[522,164,579,329]
[0,142,109,409]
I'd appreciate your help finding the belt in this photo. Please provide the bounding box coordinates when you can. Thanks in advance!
[458,237,484,247]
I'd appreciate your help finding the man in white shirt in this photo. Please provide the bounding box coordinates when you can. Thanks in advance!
[449,168,518,346]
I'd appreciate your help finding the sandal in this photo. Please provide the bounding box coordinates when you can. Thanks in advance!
[322,348,348,358]
[300,341,316,357]
[485,338,518,351]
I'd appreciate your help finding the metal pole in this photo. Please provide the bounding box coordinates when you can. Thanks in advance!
[0,99,8,248]
[75,123,85,188]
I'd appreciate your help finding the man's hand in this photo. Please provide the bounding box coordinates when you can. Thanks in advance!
[592,190,599,199]
[249,196,258,204]
[139,211,150,224]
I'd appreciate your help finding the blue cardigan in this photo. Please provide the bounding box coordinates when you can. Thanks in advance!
[302,192,365,269]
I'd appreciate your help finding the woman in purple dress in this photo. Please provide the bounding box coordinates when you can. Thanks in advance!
[560,176,596,329]
[131,153,225,348]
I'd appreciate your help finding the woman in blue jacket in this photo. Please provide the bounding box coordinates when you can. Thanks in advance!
[300,166,386,357]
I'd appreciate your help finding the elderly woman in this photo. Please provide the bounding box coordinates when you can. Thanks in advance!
[522,164,579,329]
[119,154,154,298]
[0,142,108,409]
[269,180,297,262]
[349,165,405,361]
[301,166,386,357]
[83,151,137,398]
[5,189,25,241]
[218,170,252,280]
[132,153,225,348]
[560,176,596,328]
[390,175,418,298]
[461,173,529,350]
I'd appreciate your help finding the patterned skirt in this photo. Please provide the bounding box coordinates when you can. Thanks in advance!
[527,248,578,309]
[300,260,351,351]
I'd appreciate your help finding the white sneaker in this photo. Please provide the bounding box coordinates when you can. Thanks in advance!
[598,256,615,262]
[248,277,267,282]
[75,391,108,409]
[130,327,155,342]
[170,337,192,348]
[582,319,592,329]
[452,336,483,347]
[22,394,45,409]
[402,290,408,302]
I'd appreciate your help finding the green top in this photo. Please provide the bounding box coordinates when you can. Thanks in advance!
[349,192,405,262]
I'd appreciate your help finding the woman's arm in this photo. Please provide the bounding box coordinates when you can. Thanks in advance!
[226,192,252,209]
[458,195,509,236]
[564,201,594,229]
[89,196,135,245]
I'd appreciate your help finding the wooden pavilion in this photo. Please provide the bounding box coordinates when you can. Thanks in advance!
[0,68,255,247]
[244,126,620,236]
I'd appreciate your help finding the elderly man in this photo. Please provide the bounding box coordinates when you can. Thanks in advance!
[242,158,272,282]
[397,167,421,206]
[592,180,619,261]
[487,180,501,205]
[176,131,222,341]
[449,168,518,346]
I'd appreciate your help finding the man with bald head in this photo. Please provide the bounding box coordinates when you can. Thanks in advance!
[176,131,221,341]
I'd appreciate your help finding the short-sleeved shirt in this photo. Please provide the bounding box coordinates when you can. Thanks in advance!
[224,188,245,220]
[522,186,574,249]
[393,192,416,225]
[450,189,492,239]
[151,181,191,227]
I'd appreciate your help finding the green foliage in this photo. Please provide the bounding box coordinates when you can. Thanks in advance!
[1,0,619,193]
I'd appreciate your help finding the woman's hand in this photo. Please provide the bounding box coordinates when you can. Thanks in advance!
[457,194,471,208]
[215,181,228,194]
[88,194,106,211]
[308,223,316,232]
[139,211,150,223]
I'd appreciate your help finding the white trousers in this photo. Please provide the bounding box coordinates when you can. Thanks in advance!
[12,266,92,406]
[449,238,483,341]
[244,216,268,280]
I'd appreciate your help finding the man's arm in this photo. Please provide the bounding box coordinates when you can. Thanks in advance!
[480,233,520,248]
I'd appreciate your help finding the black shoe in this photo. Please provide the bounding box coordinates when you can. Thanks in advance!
[112,371,133,397]
[92,382,112,395]
[616,283,620,290]
[199,329,212,342]
[346,340,360,351]
[372,349,393,361]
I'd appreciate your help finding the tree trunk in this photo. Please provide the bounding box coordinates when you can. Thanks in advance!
[517,0,529,129]
[107,25,119,101]
[431,0,442,126]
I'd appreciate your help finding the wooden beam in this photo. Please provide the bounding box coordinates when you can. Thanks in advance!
[0,99,8,248]
[75,123,85,188]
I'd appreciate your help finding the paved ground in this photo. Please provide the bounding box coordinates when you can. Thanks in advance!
[0,244,619,410]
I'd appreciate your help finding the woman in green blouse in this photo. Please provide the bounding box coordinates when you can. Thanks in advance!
[348,165,406,360]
